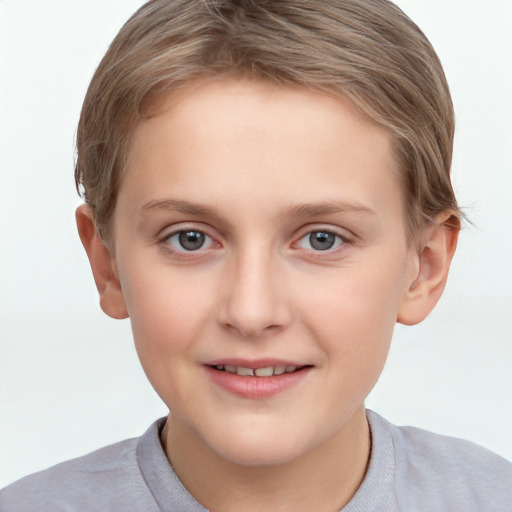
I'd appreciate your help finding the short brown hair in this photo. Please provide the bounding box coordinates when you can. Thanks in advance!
[75,0,460,241]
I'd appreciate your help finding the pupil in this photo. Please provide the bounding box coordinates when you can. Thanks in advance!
[310,231,335,250]
[179,231,205,251]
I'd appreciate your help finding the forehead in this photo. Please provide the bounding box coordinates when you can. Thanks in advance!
[119,79,405,233]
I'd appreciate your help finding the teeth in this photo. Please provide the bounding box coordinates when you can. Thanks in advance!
[254,367,274,377]
[214,364,299,377]
[274,365,286,375]
[236,367,255,376]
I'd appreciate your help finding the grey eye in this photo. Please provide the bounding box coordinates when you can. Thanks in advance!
[297,230,344,252]
[163,229,217,254]
[178,230,206,251]
[309,231,336,250]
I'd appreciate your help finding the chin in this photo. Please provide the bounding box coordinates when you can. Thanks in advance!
[203,422,316,468]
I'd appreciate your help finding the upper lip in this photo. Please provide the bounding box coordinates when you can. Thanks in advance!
[203,358,309,369]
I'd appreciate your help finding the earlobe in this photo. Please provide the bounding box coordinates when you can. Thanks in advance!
[397,212,460,326]
[76,205,129,320]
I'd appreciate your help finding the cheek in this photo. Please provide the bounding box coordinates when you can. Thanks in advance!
[119,271,215,409]
[299,254,409,374]
[119,267,215,365]
[306,295,393,414]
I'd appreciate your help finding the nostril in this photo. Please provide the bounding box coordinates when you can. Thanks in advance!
[215,277,293,338]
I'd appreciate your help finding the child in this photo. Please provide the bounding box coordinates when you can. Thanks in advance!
[1,0,511,510]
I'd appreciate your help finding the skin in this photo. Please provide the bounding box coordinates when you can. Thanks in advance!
[77,78,458,511]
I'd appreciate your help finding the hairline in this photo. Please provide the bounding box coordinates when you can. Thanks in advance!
[98,74,418,244]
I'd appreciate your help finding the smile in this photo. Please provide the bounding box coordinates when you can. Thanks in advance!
[211,364,304,377]
[204,362,312,399]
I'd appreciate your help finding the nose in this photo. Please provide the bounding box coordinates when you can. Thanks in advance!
[216,245,292,339]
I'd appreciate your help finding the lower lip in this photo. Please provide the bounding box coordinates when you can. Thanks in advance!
[204,366,311,399]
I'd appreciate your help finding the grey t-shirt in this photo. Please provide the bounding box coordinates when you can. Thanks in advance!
[1,411,511,511]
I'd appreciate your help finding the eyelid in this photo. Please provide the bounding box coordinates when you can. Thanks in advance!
[292,225,353,253]
[168,230,215,249]
[294,224,352,242]
[157,222,217,242]
[156,222,352,256]
[157,223,222,257]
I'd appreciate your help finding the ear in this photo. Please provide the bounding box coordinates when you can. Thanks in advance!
[76,204,128,320]
[397,211,460,325]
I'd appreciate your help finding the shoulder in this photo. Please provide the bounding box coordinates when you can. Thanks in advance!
[367,411,512,511]
[0,426,160,512]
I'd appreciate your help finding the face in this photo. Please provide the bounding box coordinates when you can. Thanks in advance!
[110,79,419,466]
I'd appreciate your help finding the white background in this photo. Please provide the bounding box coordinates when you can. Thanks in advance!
[1,0,511,488]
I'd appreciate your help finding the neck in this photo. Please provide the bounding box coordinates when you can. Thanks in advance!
[161,406,371,512]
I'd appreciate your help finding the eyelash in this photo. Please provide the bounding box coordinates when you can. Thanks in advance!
[159,229,219,258]
[295,229,347,253]
[158,227,350,259]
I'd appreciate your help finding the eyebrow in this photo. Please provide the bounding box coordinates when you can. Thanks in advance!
[141,198,225,223]
[141,198,376,221]
[142,199,215,215]
[279,201,377,219]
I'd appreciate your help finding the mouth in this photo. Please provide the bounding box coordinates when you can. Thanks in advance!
[203,359,313,398]
[208,364,309,377]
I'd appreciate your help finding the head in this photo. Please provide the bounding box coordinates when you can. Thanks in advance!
[75,0,460,470]
[76,0,459,243]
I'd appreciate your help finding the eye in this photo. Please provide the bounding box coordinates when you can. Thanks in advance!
[297,230,345,251]
[165,230,215,251]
